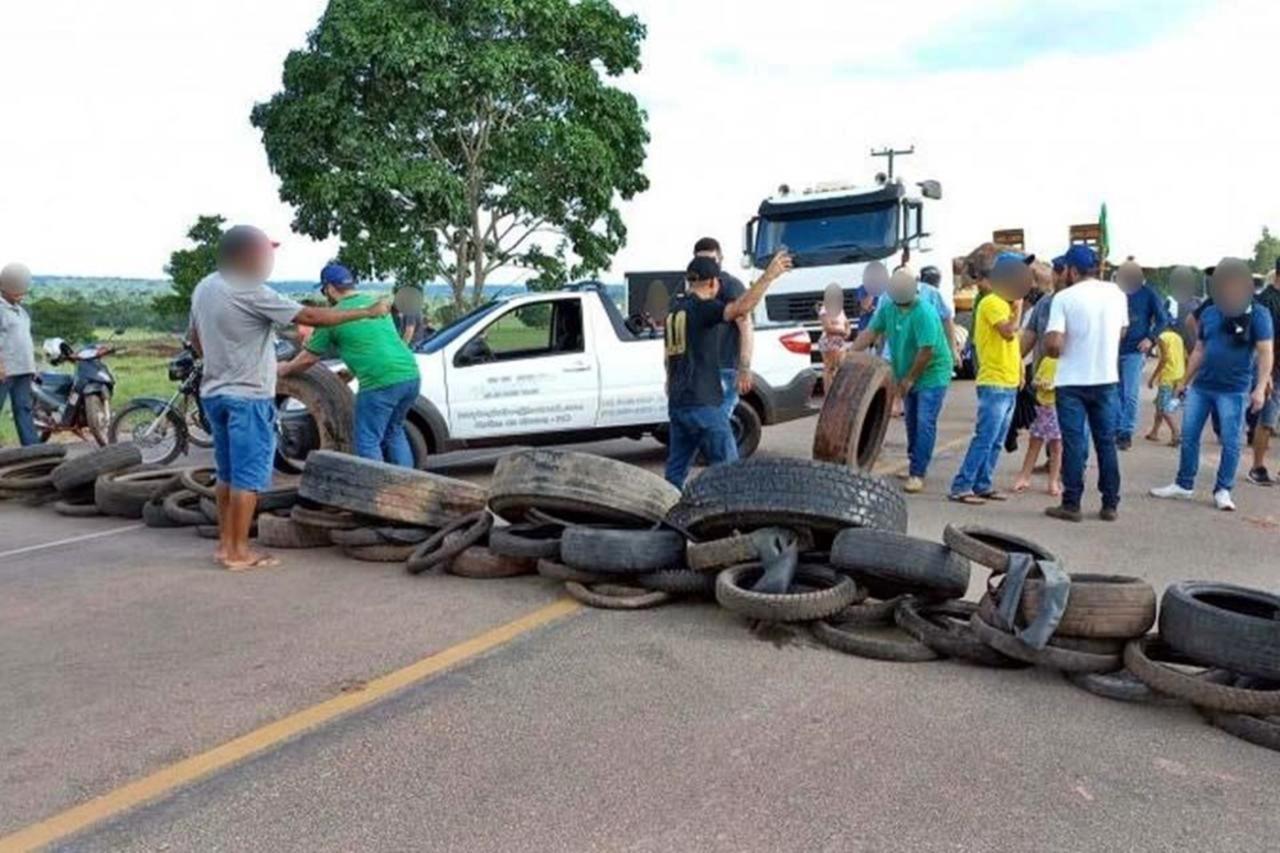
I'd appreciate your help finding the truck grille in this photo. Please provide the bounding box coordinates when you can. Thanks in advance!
[765,290,861,324]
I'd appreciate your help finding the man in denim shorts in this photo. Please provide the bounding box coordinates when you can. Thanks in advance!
[189,226,389,570]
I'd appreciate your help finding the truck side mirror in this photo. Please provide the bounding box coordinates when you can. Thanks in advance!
[918,180,942,200]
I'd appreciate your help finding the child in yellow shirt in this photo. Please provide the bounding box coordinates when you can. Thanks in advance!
[1146,328,1186,446]
[1013,356,1062,496]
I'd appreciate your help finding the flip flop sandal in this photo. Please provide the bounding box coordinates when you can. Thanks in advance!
[948,494,986,506]
[977,492,1009,502]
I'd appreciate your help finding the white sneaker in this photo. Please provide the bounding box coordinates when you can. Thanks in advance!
[1214,490,1236,512]
[1150,483,1195,500]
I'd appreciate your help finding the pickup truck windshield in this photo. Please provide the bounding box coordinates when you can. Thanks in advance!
[415,301,501,354]
[755,201,898,267]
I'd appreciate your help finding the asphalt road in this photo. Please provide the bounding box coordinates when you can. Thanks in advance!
[2,381,1278,852]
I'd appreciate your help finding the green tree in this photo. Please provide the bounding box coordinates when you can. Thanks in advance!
[28,295,94,344]
[1250,226,1280,276]
[154,215,226,327]
[251,0,649,309]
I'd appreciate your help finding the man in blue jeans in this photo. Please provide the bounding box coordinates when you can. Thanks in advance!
[279,263,422,467]
[664,251,792,486]
[693,238,753,426]
[1151,258,1274,512]
[1043,245,1130,522]
[1114,260,1169,450]
[190,228,390,570]
[0,263,39,446]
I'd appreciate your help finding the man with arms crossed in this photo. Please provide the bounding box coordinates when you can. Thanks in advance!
[189,226,389,570]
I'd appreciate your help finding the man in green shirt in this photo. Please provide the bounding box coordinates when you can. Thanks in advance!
[279,264,422,467]
[849,269,954,493]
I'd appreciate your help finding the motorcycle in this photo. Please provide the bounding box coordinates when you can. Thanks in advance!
[108,340,211,465]
[31,332,122,445]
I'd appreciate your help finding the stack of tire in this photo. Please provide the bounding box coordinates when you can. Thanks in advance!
[0,445,70,506]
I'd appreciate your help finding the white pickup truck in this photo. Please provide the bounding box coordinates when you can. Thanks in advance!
[391,284,817,465]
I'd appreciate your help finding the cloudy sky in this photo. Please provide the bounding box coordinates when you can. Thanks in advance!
[0,0,1275,281]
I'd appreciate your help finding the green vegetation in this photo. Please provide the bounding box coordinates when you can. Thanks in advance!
[1251,226,1280,276]
[251,0,650,308]
[154,215,224,327]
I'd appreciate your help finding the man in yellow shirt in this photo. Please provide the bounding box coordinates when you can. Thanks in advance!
[950,252,1033,503]
[1146,327,1186,445]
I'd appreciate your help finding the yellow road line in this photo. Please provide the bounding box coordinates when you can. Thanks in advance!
[0,597,584,853]
[874,435,970,477]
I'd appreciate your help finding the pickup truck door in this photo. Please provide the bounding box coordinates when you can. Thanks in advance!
[445,297,599,438]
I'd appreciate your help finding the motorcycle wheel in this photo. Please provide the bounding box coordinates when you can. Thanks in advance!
[84,394,112,447]
[184,401,214,449]
[108,401,186,466]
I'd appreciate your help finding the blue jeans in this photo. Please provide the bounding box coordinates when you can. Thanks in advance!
[665,405,738,487]
[1117,352,1145,439]
[354,378,420,467]
[1055,383,1121,510]
[950,386,1016,496]
[904,385,948,478]
[719,369,740,421]
[202,394,277,492]
[1177,386,1247,493]
[0,373,39,446]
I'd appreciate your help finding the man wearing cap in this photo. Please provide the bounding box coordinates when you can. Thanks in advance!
[1246,262,1280,485]
[664,251,792,486]
[1114,259,1170,450]
[0,262,39,446]
[694,237,753,424]
[279,263,421,468]
[1152,259,1274,510]
[189,227,391,571]
[1043,244,1129,522]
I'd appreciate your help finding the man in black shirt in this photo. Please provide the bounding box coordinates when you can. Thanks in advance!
[693,237,753,421]
[665,251,792,486]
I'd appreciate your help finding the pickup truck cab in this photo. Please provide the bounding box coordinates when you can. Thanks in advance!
[398,285,816,464]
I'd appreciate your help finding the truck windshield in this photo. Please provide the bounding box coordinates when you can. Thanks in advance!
[755,201,898,267]
[415,301,502,355]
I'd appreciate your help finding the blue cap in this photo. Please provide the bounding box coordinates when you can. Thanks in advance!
[1051,255,1067,272]
[1060,245,1098,273]
[319,262,355,289]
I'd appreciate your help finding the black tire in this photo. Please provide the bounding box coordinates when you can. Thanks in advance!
[668,458,907,542]
[560,526,685,575]
[488,448,681,526]
[730,401,763,460]
[406,511,494,575]
[1017,573,1156,639]
[715,563,859,623]
[290,504,361,531]
[812,620,941,662]
[1158,581,1280,681]
[686,527,813,573]
[636,568,716,595]
[1063,670,1174,705]
[564,582,672,610]
[403,419,430,470]
[257,513,333,549]
[196,520,257,540]
[180,466,216,499]
[447,546,536,579]
[93,467,177,519]
[812,351,893,471]
[942,524,1058,574]
[54,498,103,518]
[83,393,111,446]
[536,559,610,585]
[831,528,970,600]
[1124,636,1280,714]
[163,489,208,526]
[342,543,419,563]
[830,595,904,625]
[969,612,1121,673]
[142,500,182,528]
[489,524,564,561]
[895,599,1024,668]
[108,400,187,466]
[299,450,486,528]
[0,444,66,466]
[328,526,433,547]
[1200,697,1280,753]
[273,366,356,474]
[50,444,141,495]
[0,457,61,491]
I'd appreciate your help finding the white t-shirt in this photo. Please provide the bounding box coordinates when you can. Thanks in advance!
[1045,278,1129,387]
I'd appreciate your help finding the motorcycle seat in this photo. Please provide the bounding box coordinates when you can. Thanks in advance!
[39,373,74,394]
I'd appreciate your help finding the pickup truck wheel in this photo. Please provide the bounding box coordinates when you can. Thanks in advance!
[812,352,892,472]
[404,420,430,470]
[730,401,763,459]
[299,450,487,529]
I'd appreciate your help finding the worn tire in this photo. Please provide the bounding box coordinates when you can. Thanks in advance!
[831,595,906,626]
[50,444,142,495]
[1124,636,1280,714]
[142,500,181,528]
[447,546,537,579]
[488,449,680,526]
[1158,581,1280,681]
[560,526,685,575]
[406,511,494,575]
[328,526,433,547]
[831,528,969,600]
[342,543,419,563]
[1064,670,1175,705]
[1199,685,1280,752]
[257,513,332,549]
[163,489,208,526]
[180,466,216,499]
[812,620,941,662]
[0,443,66,466]
[564,582,672,610]
[93,467,176,519]
[299,450,486,528]
[488,524,564,561]
[273,366,356,474]
[1016,573,1156,639]
[970,611,1121,673]
[716,563,859,623]
[54,497,103,518]
[942,524,1058,574]
[536,559,610,585]
[290,504,361,531]
[636,568,716,595]
[669,458,907,541]
[686,527,814,573]
[812,351,893,471]
[0,457,61,491]
[895,598,1024,668]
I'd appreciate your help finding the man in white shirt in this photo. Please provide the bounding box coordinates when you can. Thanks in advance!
[1042,245,1129,522]
[0,262,39,446]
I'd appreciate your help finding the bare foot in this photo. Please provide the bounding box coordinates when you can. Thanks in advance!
[1049,481,1063,497]
[221,550,282,572]
[1145,433,1161,442]
[1012,476,1031,493]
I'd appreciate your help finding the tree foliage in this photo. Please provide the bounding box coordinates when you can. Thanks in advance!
[28,295,94,344]
[1251,226,1280,276]
[251,0,649,308]
[154,215,226,326]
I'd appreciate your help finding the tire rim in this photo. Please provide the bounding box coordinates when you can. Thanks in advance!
[275,396,320,471]
[116,407,179,464]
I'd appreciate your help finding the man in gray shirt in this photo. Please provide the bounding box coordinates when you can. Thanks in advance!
[189,225,389,570]
[0,262,39,446]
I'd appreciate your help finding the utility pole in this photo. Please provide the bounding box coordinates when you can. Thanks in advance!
[870,145,914,181]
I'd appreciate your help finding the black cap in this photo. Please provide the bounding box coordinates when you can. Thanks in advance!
[686,256,720,283]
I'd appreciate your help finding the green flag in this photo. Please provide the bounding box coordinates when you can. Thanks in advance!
[1098,202,1110,261]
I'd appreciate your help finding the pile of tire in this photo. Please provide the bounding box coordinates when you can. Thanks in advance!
[0,445,70,506]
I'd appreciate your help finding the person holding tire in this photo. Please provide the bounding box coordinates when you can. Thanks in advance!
[0,262,39,447]
[278,263,421,468]
[189,228,390,570]
[664,251,792,487]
